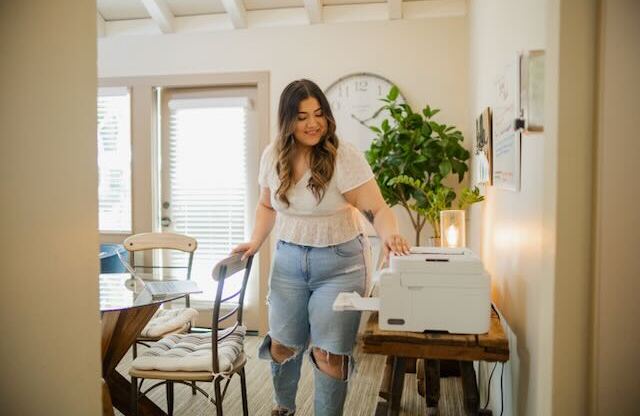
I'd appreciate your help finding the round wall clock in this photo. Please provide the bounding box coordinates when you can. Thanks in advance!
[325,72,406,152]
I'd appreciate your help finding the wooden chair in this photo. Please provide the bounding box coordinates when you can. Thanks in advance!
[129,253,253,416]
[122,232,199,358]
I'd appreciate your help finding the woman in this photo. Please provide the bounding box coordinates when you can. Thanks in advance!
[232,79,410,416]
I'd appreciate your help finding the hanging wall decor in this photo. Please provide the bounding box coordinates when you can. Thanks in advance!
[325,72,406,153]
[474,107,493,185]
[520,50,546,133]
[492,58,521,191]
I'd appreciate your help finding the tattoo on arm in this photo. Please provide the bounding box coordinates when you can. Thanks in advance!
[362,209,375,225]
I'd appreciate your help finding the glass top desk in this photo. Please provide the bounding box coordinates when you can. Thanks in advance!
[100,273,187,415]
[99,273,184,313]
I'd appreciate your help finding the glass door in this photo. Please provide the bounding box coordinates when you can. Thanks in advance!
[158,86,259,328]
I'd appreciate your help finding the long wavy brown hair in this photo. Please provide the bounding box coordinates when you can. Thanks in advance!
[275,79,339,206]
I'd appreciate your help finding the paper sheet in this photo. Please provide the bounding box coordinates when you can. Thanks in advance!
[332,291,380,312]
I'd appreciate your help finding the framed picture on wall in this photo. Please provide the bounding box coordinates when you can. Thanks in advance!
[474,107,492,185]
[492,59,521,191]
[520,50,545,132]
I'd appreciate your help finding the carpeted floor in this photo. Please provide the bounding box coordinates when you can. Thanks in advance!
[115,336,466,415]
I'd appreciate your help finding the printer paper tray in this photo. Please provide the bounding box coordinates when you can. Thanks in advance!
[332,292,380,312]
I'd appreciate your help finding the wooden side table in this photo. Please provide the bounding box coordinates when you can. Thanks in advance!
[361,308,509,416]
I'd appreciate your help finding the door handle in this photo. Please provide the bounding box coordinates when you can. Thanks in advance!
[161,216,172,227]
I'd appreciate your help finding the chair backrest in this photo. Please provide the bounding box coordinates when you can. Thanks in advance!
[122,232,198,307]
[209,252,254,374]
[123,232,197,253]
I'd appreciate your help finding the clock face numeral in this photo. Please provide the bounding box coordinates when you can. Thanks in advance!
[338,85,349,98]
[355,80,368,92]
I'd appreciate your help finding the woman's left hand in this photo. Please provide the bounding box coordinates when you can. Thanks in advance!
[382,234,411,260]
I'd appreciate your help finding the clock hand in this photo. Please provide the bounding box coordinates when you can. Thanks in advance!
[350,113,371,127]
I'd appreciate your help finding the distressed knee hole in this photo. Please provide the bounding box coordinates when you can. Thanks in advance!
[271,340,298,364]
[311,347,350,381]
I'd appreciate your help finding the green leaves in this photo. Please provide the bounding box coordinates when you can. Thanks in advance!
[420,123,432,138]
[364,86,483,239]
[381,119,390,132]
[423,105,440,119]
[388,174,427,192]
[457,186,485,210]
[404,113,423,130]
[388,85,399,101]
[439,160,452,176]
[451,160,468,182]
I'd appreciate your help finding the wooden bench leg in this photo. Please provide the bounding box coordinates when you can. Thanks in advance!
[389,356,407,416]
[417,359,425,397]
[374,356,406,416]
[379,356,394,401]
[459,361,480,416]
[405,357,417,374]
[425,359,441,415]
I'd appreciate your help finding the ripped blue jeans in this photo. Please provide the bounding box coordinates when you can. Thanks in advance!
[258,235,366,416]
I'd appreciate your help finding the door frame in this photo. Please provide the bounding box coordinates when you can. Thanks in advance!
[99,72,270,334]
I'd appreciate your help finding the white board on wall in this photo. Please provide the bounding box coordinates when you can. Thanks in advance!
[492,60,521,191]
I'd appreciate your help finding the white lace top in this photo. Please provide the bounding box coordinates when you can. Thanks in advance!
[258,141,375,247]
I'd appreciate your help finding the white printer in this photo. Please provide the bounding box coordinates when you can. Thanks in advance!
[333,247,491,334]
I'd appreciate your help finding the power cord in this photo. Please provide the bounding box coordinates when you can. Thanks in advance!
[500,362,505,416]
[482,362,497,409]
[487,303,506,416]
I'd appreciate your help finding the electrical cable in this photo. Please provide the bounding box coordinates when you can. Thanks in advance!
[489,303,507,416]
[483,362,498,409]
[500,362,505,416]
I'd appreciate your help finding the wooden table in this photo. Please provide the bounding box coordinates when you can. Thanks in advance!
[100,273,185,416]
[361,309,509,416]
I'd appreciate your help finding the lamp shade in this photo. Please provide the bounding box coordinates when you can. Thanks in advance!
[440,210,466,248]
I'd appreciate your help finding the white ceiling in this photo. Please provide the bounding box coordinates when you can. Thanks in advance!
[98,0,149,21]
[96,0,463,37]
[98,0,417,21]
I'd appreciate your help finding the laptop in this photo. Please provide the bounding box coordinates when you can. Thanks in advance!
[116,250,202,298]
[144,280,202,298]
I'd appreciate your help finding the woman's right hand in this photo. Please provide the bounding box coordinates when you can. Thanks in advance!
[231,240,261,261]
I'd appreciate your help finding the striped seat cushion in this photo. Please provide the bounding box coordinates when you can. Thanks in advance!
[131,326,246,373]
[140,307,198,338]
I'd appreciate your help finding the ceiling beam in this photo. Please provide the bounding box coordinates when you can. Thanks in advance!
[141,0,175,33]
[303,0,323,24]
[388,0,402,20]
[97,12,106,37]
[221,0,248,29]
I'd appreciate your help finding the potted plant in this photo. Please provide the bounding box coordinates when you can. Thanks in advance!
[364,86,484,246]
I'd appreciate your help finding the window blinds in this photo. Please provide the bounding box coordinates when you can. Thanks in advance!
[97,88,132,232]
[166,96,250,300]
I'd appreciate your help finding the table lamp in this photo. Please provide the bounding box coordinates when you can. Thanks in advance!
[440,210,465,248]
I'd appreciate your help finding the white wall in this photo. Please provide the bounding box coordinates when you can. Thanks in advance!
[468,0,599,415]
[0,1,101,415]
[98,15,469,245]
[467,1,546,414]
[592,0,640,414]
[545,1,597,414]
